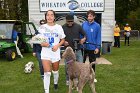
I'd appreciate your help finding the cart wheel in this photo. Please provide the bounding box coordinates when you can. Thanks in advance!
[6,49,16,61]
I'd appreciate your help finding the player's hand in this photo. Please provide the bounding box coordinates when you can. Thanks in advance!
[94,48,99,54]
[33,53,36,57]
[80,38,86,44]
[52,45,59,52]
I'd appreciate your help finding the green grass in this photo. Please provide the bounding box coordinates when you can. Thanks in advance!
[0,40,140,93]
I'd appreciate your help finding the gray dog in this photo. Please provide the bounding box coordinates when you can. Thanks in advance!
[62,47,96,93]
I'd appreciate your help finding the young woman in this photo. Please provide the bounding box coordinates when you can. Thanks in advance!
[38,10,65,93]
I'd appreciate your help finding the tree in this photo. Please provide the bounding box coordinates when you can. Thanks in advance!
[127,8,140,30]
[0,0,28,21]
[20,0,28,21]
[115,0,131,23]
[115,0,140,30]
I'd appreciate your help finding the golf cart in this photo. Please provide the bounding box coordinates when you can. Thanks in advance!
[0,20,37,61]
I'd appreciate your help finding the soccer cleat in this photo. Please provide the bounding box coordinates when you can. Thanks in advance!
[66,80,69,86]
[94,78,97,83]
[54,84,58,90]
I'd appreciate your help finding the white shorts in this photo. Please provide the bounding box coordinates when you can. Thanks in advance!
[41,57,60,63]
[41,47,61,63]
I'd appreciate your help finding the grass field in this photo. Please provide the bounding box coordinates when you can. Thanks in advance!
[0,40,140,93]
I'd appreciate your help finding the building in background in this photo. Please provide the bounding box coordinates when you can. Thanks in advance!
[28,0,115,42]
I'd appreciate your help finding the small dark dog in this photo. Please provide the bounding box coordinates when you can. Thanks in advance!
[62,47,96,93]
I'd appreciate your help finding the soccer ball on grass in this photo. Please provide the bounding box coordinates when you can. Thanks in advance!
[24,61,34,74]
[24,67,32,74]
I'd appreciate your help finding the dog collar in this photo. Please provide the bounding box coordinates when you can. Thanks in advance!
[66,60,74,64]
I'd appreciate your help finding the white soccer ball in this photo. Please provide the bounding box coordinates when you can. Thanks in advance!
[28,61,34,68]
[25,63,30,68]
[24,67,32,74]
[25,61,34,68]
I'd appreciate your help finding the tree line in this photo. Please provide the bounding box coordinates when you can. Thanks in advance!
[0,0,140,30]
[115,0,140,30]
[0,0,28,21]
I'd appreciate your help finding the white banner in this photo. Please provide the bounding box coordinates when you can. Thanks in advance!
[40,0,104,12]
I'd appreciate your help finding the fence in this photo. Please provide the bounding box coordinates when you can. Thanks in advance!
[120,30,139,40]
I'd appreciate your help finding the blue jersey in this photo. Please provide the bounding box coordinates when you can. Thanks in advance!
[82,21,101,50]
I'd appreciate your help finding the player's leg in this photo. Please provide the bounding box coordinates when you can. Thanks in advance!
[42,59,51,93]
[52,60,60,90]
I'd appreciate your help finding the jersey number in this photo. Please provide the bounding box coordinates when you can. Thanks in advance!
[48,37,54,45]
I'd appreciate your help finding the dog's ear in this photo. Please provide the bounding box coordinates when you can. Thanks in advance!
[62,48,69,58]
[62,51,66,58]
[62,47,71,57]
[62,47,76,61]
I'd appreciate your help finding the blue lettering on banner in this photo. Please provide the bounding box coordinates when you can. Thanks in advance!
[80,2,104,8]
[40,0,104,12]
[41,2,66,8]
[41,2,103,8]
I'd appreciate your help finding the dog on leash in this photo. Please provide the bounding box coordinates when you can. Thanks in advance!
[62,47,96,93]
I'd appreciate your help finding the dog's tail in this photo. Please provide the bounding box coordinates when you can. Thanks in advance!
[90,62,97,74]
[90,62,97,67]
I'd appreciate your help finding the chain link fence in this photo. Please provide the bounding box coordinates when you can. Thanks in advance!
[120,30,140,40]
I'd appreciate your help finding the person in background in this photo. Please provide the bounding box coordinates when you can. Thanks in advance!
[12,26,23,58]
[12,27,18,42]
[32,19,46,79]
[113,23,120,48]
[62,14,86,85]
[82,10,101,83]
[38,10,65,93]
[124,23,131,46]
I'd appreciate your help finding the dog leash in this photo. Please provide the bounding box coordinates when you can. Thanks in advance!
[84,42,101,46]
[82,42,101,60]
